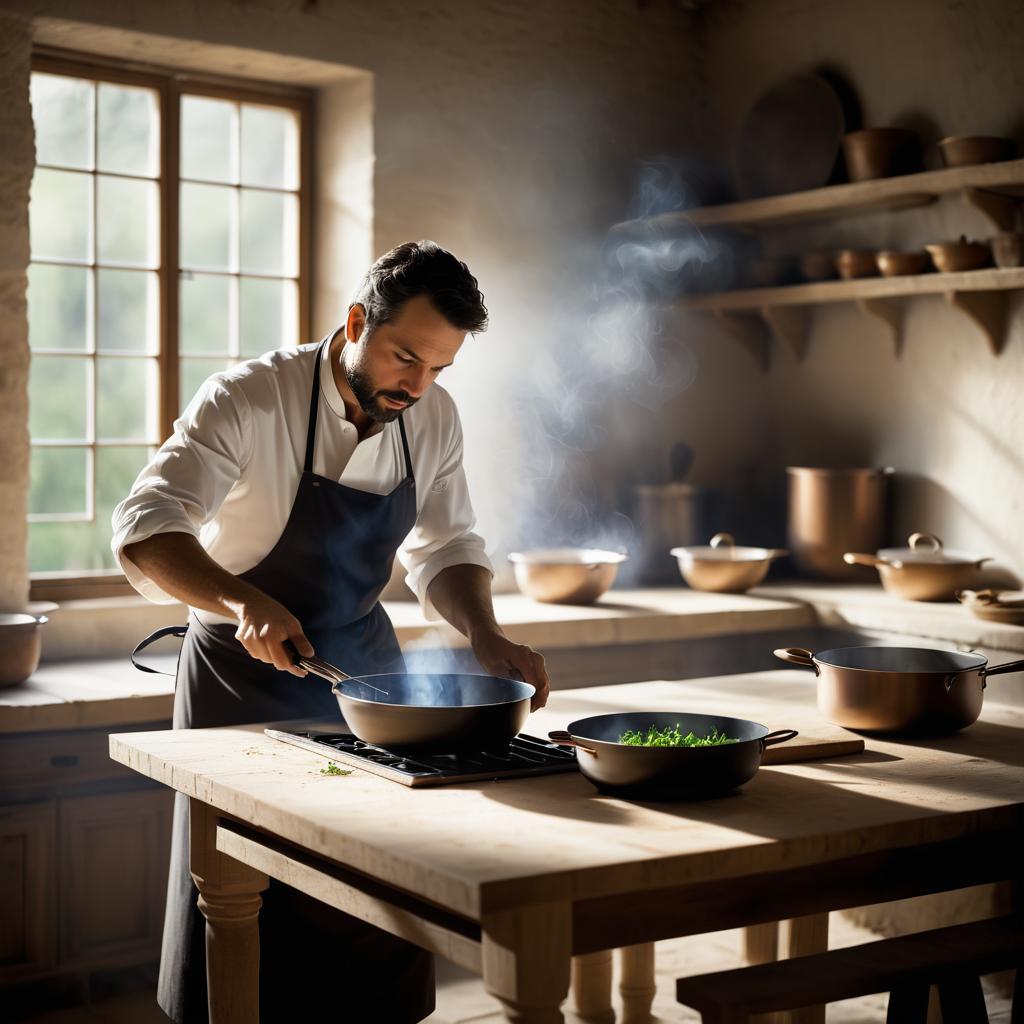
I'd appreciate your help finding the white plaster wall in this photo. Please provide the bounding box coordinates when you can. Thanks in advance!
[696,0,1024,578]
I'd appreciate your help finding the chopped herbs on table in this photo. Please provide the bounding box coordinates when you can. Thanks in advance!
[320,761,353,776]
[618,724,739,748]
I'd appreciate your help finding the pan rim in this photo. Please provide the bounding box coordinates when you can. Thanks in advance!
[812,645,987,674]
[565,711,770,747]
[337,672,536,709]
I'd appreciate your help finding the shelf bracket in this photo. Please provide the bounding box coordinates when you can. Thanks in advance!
[712,310,771,371]
[946,289,1008,355]
[856,298,904,356]
[962,187,1019,233]
[761,305,809,360]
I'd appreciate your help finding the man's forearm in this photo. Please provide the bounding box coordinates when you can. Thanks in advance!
[123,532,263,622]
[426,563,501,642]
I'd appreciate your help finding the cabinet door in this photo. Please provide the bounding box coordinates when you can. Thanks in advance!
[0,801,57,981]
[59,789,173,968]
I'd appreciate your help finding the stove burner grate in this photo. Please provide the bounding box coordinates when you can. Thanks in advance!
[265,729,578,787]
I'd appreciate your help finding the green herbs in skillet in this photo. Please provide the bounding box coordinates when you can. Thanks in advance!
[618,724,739,748]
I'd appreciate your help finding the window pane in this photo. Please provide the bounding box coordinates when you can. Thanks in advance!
[181,182,234,272]
[29,447,88,516]
[241,104,298,189]
[240,277,297,356]
[97,357,155,441]
[180,358,229,413]
[29,356,89,440]
[31,73,93,170]
[98,269,157,352]
[240,189,296,276]
[96,446,149,525]
[180,273,232,354]
[181,95,236,183]
[98,83,158,177]
[28,263,90,350]
[97,176,159,267]
[30,168,91,261]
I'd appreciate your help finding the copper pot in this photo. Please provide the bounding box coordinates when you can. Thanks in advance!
[844,532,989,601]
[787,467,893,580]
[774,645,1024,735]
[670,533,787,594]
[508,549,627,604]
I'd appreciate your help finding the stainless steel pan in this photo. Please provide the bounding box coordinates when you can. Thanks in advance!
[290,645,534,750]
[550,711,797,800]
[774,645,1024,735]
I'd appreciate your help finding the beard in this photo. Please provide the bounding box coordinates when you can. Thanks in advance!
[343,357,418,424]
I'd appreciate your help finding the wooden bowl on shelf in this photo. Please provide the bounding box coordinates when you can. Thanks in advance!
[924,237,992,273]
[938,135,1015,167]
[841,128,922,181]
[875,250,931,277]
[835,249,880,280]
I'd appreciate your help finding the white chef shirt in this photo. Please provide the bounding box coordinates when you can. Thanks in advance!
[111,340,492,626]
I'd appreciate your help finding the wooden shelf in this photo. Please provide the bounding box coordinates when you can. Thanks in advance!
[677,267,1024,366]
[614,158,1024,232]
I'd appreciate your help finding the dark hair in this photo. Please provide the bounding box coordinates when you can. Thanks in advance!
[351,240,488,336]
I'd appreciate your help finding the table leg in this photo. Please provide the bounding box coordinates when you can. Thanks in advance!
[189,800,269,1024]
[571,951,615,1024]
[482,901,571,1024]
[740,916,829,1024]
[619,943,657,1023]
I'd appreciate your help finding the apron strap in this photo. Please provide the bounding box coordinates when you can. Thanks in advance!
[397,416,413,478]
[132,625,188,675]
[304,336,331,474]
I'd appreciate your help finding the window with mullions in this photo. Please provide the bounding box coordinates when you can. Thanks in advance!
[26,57,307,587]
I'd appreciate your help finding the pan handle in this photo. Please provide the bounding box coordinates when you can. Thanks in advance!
[773,648,820,675]
[982,658,1024,680]
[762,729,799,749]
[548,730,598,756]
[843,552,884,568]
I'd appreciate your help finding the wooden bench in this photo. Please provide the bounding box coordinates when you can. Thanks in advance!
[676,916,1024,1024]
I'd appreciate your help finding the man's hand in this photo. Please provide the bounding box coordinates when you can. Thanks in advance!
[471,630,550,710]
[230,592,314,677]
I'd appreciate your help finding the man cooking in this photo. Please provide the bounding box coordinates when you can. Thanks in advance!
[111,240,550,1023]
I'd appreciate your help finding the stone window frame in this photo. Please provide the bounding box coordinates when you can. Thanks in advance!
[29,47,313,603]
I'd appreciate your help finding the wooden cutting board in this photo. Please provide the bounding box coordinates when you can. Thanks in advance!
[761,727,865,765]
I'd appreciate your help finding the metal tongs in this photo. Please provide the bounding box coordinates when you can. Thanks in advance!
[283,641,390,697]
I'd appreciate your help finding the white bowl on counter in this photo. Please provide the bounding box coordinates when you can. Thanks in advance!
[671,533,787,594]
[508,549,628,605]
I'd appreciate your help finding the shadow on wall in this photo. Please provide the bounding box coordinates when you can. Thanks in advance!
[891,474,1021,588]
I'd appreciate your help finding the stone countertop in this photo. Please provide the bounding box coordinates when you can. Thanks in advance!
[753,581,1024,655]
[6,581,1024,735]
[1,589,813,734]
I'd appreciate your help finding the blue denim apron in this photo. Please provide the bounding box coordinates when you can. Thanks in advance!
[141,334,432,1022]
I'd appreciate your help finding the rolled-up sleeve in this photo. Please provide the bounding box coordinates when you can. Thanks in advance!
[110,377,252,603]
[398,407,492,620]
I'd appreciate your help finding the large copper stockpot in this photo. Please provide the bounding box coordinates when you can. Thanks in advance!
[843,532,989,601]
[787,466,893,580]
[774,645,1024,735]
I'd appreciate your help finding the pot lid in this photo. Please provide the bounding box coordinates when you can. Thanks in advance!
[815,645,987,674]
[877,533,988,566]
[671,533,785,563]
[508,548,627,565]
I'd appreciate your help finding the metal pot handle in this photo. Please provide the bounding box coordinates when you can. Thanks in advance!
[908,532,942,553]
[773,648,820,675]
[844,552,884,568]
[762,729,799,748]
[982,659,1024,680]
[710,533,735,549]
[548,730,598,756]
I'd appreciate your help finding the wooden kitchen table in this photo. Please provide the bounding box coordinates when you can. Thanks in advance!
[109,670,1024,1023]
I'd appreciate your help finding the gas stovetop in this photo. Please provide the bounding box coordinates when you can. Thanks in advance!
[265,729,578,787]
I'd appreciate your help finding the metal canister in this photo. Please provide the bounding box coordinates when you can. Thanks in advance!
[633,482,706,584]
[786,467,893,580]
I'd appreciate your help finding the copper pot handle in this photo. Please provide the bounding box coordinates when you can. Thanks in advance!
[548,730,598,756]
[982,659,1024,680]
[908,532,942,553]
[762,729,799,748]
[844,552,884,568]
[710,533,735,549]
[773,647,820,675]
